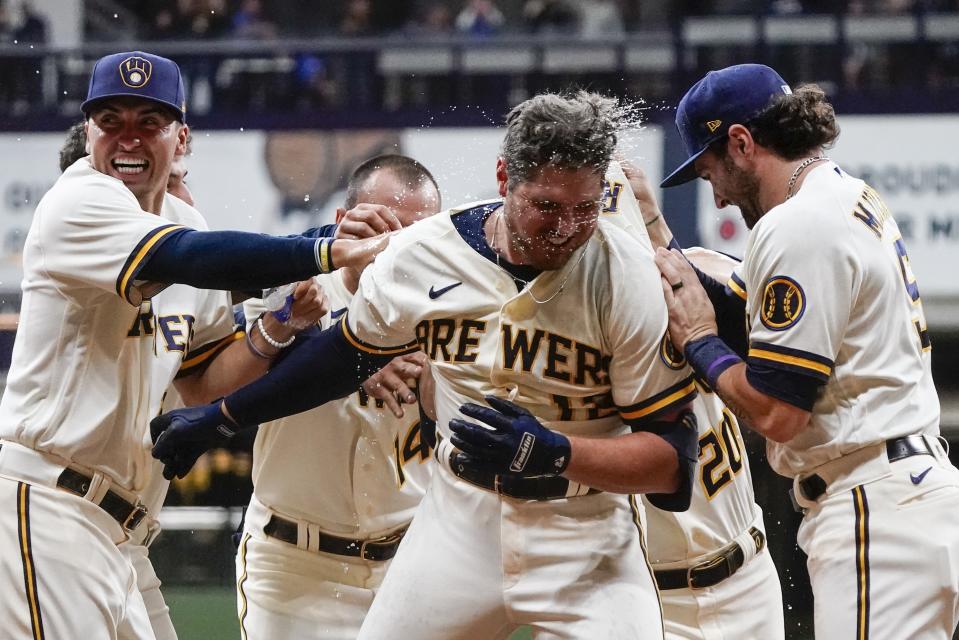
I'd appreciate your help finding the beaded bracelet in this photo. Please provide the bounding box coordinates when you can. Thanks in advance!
[256,314,295,350]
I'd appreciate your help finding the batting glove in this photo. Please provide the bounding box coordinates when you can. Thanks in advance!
[449,396,571,478]
[150,402,247,480]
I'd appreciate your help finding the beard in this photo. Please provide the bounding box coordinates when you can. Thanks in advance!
[722,154,764,229]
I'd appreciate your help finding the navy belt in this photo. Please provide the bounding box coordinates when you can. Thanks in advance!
[263,515,406,562]
[797,435,937,505]
[654,527,766,590]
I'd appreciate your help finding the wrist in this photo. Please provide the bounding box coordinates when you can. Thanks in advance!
[684,334,742,389]
[315,238,336,273]
[260,313,296,343]
[256,314,295,350]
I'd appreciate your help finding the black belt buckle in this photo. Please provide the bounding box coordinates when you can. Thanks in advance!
[359,531,405,561]
[687,552,731,590]
[122,502,149,532]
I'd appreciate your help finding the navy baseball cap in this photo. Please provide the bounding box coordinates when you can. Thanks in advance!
[81,51,187,122]
[660,64,791,188]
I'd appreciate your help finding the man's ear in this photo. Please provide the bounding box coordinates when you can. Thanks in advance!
[726,124,754,160]
[176,123,190,156]
[83,120,91,154]
[495,157,509,197]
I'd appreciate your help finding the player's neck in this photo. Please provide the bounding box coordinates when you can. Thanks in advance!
[759,151,827,213]
[135,190,165,215]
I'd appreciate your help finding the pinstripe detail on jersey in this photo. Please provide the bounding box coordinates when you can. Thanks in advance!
[237,533,251,640]
[726,272,747,301]
[176,330,245,378]
[341,314,419,356]
[17,482,45,640]
[629,494,665,636]
[748,341,833,381]
[853,485,871,640]
[116,224,185,305]
[618,376,697,423]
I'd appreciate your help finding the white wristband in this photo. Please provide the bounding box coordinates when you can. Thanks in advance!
[256,315,295,350]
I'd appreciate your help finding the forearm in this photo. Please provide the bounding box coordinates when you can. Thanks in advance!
[564,432,680,494]
[223,324,395,426]
[643,210,675,250]
[714,362,809,442]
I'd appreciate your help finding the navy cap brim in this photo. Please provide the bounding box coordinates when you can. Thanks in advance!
[80,93,185,122]
[660,146,708,188]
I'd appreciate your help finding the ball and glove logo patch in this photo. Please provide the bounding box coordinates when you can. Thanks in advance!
[119,56,152,88]
[760,275,805,331]
[660,332,687,370]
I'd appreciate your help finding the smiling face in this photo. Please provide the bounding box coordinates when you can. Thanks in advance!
[85,96,187,213]
[497,159,603,271]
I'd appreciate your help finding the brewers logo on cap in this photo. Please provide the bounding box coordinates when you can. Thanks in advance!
[760,275,805,331]
[119,56,152,89]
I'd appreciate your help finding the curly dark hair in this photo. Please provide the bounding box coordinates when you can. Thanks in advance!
[743,84,840,160]
[501,91,620,187]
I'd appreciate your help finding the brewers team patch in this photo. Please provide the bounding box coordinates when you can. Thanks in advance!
[659,332,686,370]
[119,56,152,88]
[760,276,805,331]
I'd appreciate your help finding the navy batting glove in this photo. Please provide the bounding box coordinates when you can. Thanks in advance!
[448,396,571,477]
[150,402,247,480]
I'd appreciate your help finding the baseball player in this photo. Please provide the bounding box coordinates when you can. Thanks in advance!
[0,49,359,639]
[600,161,784,640]
[234,154,441,640]
[152,91,702,639]
[656,63,959,639]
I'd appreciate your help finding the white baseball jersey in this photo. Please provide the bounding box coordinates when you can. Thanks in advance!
[0,157,235,640]
[346,198,696,639]
[0,158,237,492]
[244,270,431,536]
[731,161,940,477]
[346,203,696,443]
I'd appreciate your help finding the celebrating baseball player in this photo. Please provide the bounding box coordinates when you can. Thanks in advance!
[0,49,380,639]
[235,154,441,640]
[656,63,959,639]
[151,91,702,639]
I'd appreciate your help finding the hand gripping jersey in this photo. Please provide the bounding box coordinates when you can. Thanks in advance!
[731,162,940,477]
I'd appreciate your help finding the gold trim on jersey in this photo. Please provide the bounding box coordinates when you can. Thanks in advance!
[619,377,697,423]
[853,485,871,640]
[177,330,245,378]
[236,532,251,640]
[726,274,747,301]
[116,224,185,305]
[17,482,45,640]
[629,494,665,637]
[748,347,832,378]
[341,313,419,356]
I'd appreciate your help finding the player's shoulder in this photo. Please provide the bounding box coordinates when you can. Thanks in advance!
[43,158,138,209]
[383,199,493,257]
[161,192,207,229]
[593,217,658,269]
[756,163,864,247]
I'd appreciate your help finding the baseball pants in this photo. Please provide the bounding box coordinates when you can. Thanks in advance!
[234,505,392,639]
[0,475,155,639]
[121,532,178,640]
[357,465,664,640]
[794,440,959,639]
[658,545,784,640]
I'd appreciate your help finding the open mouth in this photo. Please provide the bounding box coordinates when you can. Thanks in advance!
[547,236,571,246]
[112,157,148,175]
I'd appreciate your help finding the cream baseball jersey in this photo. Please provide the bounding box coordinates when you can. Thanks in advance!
[733,162,940,476]
[343,201,697,444]
[245,269,431,536]
[0,158,236,492]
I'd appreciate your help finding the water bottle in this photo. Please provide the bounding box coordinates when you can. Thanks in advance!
[263,283,296,323]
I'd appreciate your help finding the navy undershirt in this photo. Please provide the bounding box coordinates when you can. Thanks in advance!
[450,201,541,292]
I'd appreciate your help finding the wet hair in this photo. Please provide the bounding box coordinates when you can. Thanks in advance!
[731,84,840,160]
[344,154,440,209]
[500,90,619,188]
[59,122,87,172]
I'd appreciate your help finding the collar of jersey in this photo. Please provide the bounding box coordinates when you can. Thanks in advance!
[450,201,541,289]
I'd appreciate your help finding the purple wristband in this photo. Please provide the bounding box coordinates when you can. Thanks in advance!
[684,335,742,389]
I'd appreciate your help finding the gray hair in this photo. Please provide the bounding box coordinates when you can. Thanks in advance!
[501,91,619,187]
